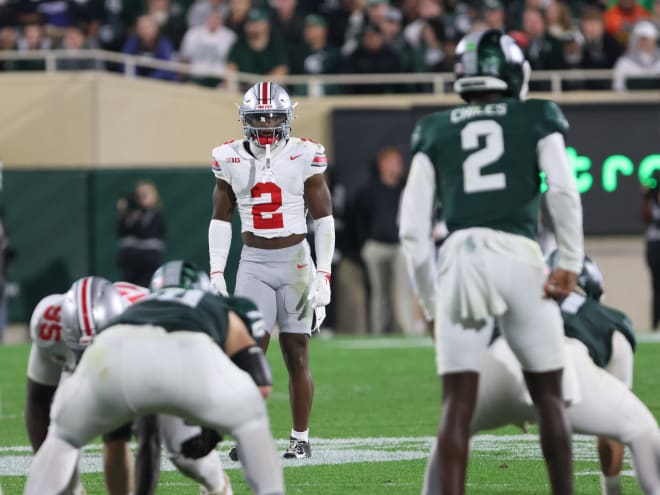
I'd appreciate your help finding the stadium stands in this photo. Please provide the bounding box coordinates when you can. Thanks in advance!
[0,0,657,93]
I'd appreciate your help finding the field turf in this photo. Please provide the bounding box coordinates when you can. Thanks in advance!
[1,335,659,494]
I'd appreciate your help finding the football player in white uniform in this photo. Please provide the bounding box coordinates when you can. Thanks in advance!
[26,274,234,495]
[421,262,660,495]
[208,81,335,459]
[25,268,283,495]
[25,280,147,495]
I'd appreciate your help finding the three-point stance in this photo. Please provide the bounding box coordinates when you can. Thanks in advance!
[25,268,284,495]
[400,30,584,494]
[209,81,335,458]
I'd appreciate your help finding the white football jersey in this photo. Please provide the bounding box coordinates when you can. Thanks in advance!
[211,137,328,238]
[27,282,149,386]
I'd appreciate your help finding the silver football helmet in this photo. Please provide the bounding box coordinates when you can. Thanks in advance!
[29,293,76,370]
[61,276,127,351]
[239,81,293,147]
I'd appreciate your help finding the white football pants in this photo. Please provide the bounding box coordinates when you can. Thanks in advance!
[24,325,284,495]
[422,337,660,495]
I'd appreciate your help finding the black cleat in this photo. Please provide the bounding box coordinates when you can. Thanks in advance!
[228,445,239,461]
[282,437,311,459]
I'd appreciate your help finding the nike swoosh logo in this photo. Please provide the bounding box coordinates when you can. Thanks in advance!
[297,263,309,269]
[290,154,303,160]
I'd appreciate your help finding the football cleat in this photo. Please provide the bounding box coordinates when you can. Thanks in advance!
[228,445,239,461]
[283,437,311,459]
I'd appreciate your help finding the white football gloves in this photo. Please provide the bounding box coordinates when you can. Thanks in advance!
[308,271,331,308]
[210,272,228,296]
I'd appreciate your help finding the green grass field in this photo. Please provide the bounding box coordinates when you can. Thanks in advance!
[1,335,659,494]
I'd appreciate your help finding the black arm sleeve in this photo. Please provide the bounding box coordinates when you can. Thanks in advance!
[231,345,273,387]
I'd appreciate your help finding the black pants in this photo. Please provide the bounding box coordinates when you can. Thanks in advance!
[646,240,660,329]
[117,248,162,287]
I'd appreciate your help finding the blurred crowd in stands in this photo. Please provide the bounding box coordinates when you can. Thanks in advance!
[0,0,658,92]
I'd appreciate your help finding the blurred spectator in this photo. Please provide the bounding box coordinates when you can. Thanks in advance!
[403,0,443,49]
[13,0,92,32]
[271,0,305,50]
[642,170,660,330]
[411,17,453,73]
[144,0,187,48]
[322,0,366,50]
[580,6,623,69]
[90,0,142,51]
[224,0,251,35]
[381,6,414,71]
[483,0,506,31]
[180,10,236,87]
[507,0,545,30]
[0,26,18,71]
[546,0,575,39]
[122,15,176,81]
[559,29,586,70]
[443,0,475,38]
[612,20,660,89]
[604,0,651,45]
[343,22,402,92]
[522,8,564,69]
[290,14,341,94]
[187,0,229,27]
[651,0,660,32]
[56,24,102,71]
[340,0,388,56]
[117,181,166,287]
[226,9,288,76]
[8,24,49,71]
[355,147,415,334]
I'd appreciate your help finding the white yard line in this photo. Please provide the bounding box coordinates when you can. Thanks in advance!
[0,434,634,477]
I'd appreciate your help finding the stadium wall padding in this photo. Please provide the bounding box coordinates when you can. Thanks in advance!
[332,102,660,235]
[4,168,242,322]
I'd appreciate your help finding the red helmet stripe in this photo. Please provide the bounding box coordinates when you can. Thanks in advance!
[261,82,268,103]
[114,282,149,304]
[80,277,93,336]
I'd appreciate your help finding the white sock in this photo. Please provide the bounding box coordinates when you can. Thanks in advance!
[600,473,622,495]
[291,429,309,442]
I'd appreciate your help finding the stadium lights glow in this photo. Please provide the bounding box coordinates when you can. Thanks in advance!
[540,150,660,193]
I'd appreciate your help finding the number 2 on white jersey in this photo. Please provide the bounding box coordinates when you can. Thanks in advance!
[461,120,506,194]
[251,182,284,229]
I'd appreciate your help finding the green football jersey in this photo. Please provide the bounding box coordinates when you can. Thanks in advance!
[411,98,569,239]
[560,293,636,368]
[108,289,264,348]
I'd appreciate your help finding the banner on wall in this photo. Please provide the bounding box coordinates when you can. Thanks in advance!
[333,103,660,235]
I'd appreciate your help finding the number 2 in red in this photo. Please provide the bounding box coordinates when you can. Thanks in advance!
[251,182,284,229]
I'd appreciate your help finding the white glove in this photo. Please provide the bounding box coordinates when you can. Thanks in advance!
[211,272,228,296]
[307,271,331,309]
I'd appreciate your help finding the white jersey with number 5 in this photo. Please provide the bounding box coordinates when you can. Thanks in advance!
[27,282,150,386]
[211,137,328,238]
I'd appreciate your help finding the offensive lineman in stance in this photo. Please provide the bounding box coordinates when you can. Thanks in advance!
[422,258,660,495]
[399,30,583,494]
[209,81,334,458]
[25,271,284,495]
[25,281,148,495]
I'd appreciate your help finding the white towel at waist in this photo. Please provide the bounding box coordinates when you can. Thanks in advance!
[438,228,543,329]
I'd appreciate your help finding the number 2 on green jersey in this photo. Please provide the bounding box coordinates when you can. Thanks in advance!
[461,120,506,194]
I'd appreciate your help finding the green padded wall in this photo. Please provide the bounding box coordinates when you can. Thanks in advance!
[4,168,242,322]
